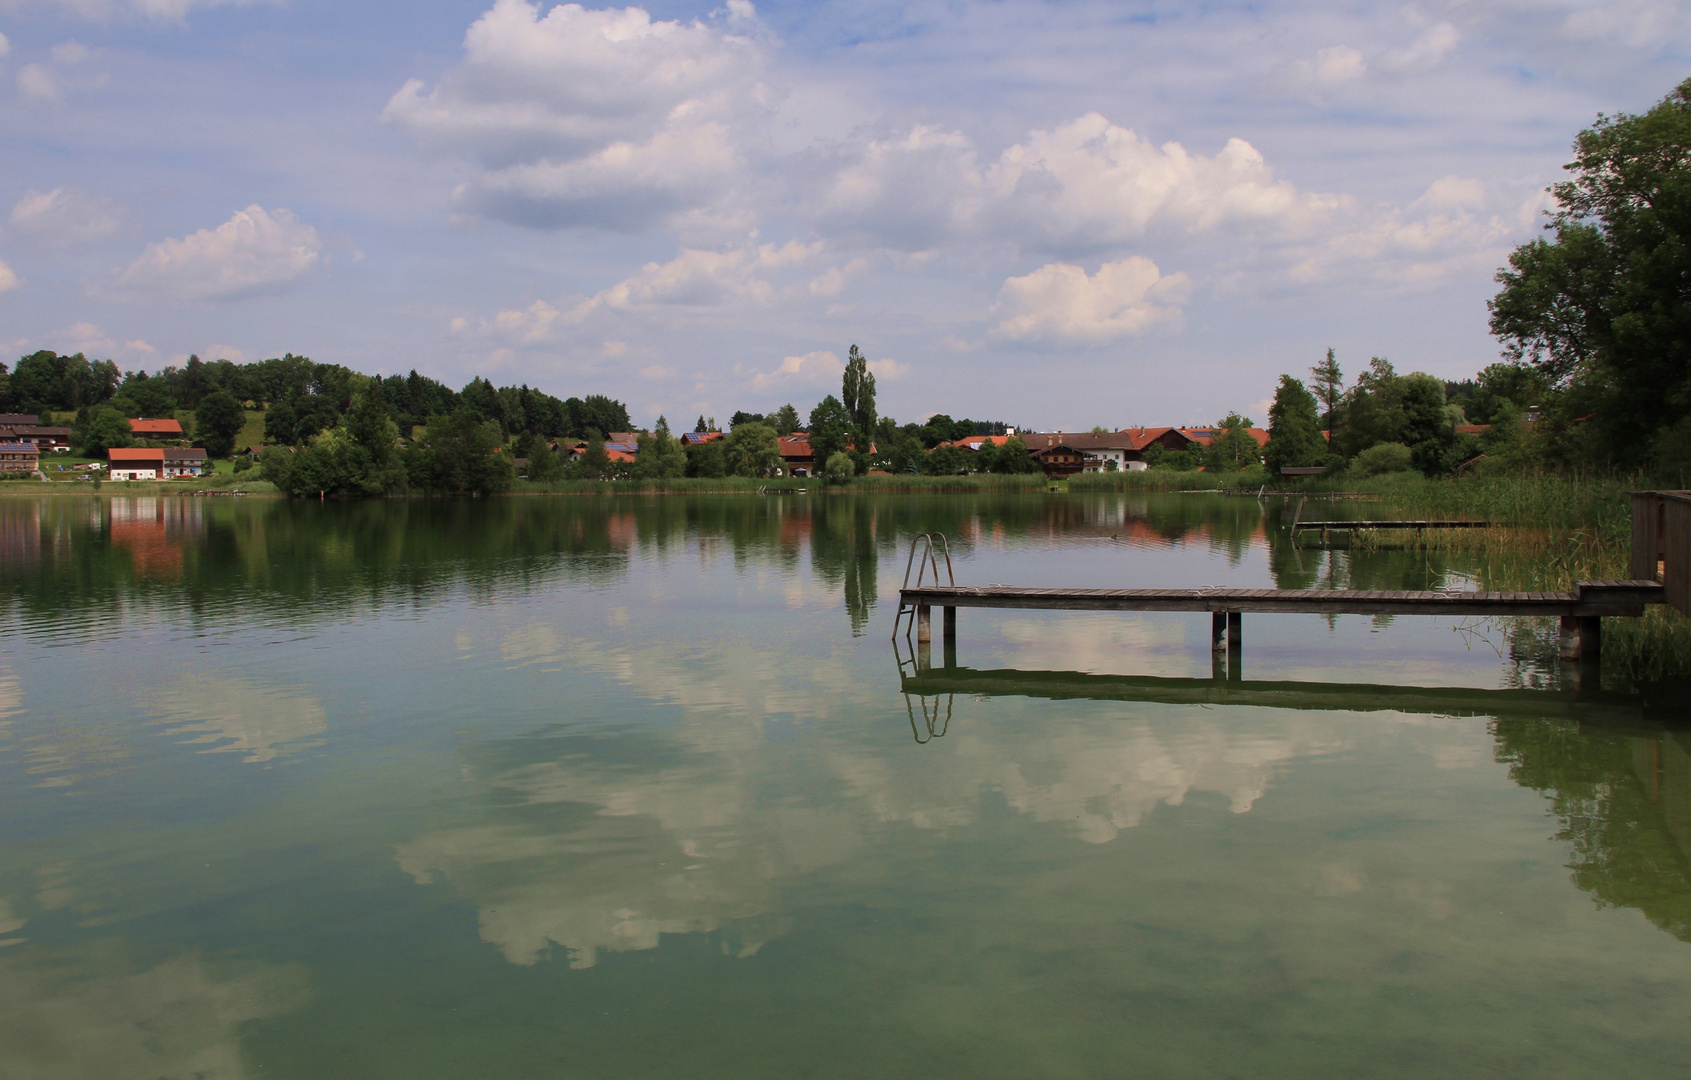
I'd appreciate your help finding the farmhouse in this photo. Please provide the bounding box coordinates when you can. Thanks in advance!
[1022,428,1201,474]
[129,418,184,438]
[108,447,166,480]
[163,448,209,478]
[778,433,815,475]
[0,442,40,474]
[8,426,72,452]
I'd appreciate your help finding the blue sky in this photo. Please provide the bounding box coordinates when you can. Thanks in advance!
[1,0,1686,429]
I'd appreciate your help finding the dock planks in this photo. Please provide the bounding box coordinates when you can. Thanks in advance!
[1290,519,1491,531]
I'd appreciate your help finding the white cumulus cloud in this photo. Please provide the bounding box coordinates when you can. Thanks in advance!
[461,240,817,345]
[1295,45,1367,84]
[992,257,1190,342]
[9,187,132,247]
[112,205,324,302]
[820,113,1333,253]
[0,260,21,294]
[751,349,839,389]
[1379,22,1459,73]
[384,0,769,233]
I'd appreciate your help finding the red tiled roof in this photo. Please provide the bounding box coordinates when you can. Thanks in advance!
[947,434,1015,450]
[129,418,183,435]
[109,448,166,462]
[1179,427,1269,448]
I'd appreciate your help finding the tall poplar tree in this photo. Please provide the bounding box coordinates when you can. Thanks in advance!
[841,345,876,465]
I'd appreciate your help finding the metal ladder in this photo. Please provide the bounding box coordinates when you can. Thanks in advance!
[892,532,954,640]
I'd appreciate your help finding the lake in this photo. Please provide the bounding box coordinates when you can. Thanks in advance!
[1,492,1688,1078]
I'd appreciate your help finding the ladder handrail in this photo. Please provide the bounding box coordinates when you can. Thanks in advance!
[894,532,956,638]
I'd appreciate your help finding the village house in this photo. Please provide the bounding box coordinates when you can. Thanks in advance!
[679,431,725,447]
[7,425,73,452]
[129,418,184,440]
[777,433,814,476]
[1178,426,1270,450]
[0,441,40,474]
[1020,428,1202,474]
[108,447,166,480]
[947,434,1017,453]
[163,448,209,478]
[0,414,40,428]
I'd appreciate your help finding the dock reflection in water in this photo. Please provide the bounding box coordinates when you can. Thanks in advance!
[898,642,1691,949]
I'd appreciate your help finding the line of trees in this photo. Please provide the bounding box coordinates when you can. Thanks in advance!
[0,350,632,464]
[1259,78,1691,481]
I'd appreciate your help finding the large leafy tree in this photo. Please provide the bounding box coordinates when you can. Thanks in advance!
[723,422,783,477]
[808,395,852,466]
[1263,376,1325,473]
[634,416,687,479]
[194,391,248,458]
[1489,78,1691,462]
[1207,413,1263,471]
[75,407,134,457]
[404,409,513,495]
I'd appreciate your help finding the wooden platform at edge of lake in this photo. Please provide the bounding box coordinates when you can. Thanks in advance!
[896,580,1665,618]
[1290,519,1491,531]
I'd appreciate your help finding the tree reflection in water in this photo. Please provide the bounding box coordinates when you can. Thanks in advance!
[1496,719,1691,941]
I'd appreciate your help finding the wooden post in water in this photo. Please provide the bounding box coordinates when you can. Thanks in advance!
[916,604,931,643]
[1211,612,1227,652]
[1558,615,1603,661]
[1227,612,1243,681]
[1558,616,1580,660]
[1631,492,1664,581]
[943,606,956,644]
[1580,616,1602,662]
[1666,496,1691,616]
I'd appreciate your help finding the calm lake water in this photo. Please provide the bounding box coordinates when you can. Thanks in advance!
[1,492,1687,1078]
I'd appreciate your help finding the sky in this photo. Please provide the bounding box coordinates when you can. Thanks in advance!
[0,0,1687,430]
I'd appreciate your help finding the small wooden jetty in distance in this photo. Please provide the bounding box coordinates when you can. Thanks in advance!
[895,491,1689,667]
[1291,518,1491,535]
[1286,497,1489,541]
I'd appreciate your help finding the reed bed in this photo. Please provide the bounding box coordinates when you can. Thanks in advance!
[1068,469,1260,492]
[1298,471,1691,683]
[510,473,1050,495]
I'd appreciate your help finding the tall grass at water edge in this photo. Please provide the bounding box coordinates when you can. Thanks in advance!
[1068,469,1257,492]
[511,474,1050,495]
[1295,471,1691,685]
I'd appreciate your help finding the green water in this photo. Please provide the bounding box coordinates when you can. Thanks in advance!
[0,493,1687,1078]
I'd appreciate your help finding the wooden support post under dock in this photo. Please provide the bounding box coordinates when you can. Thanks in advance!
[916,604,931,643]
[1558,615,1602,661]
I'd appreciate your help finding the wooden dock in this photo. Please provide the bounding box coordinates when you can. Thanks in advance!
[894,490,1688,666]
[1290,519,1490,532]
[896,580,1664,664]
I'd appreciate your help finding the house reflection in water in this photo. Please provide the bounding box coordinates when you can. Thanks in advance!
[107,498,205,578]
[0,501,39,569]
